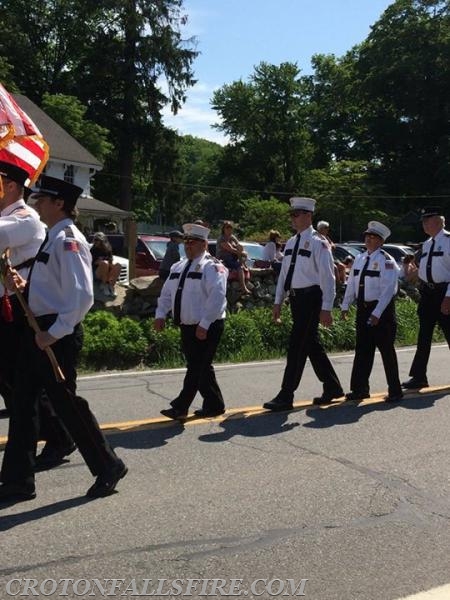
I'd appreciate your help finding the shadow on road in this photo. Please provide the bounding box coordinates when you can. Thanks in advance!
[0,495,91,530]
[110,421,185,449]
[198,411,300,443]
[303,392,446,429]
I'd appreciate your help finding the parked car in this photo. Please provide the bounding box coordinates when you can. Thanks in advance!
[345,241,415,266]
[114,255,130,285]
[382,244,415,266]
[135,235,186,277]
[207,240,265,268]
[87,233,186,278]
[332,244,363,263]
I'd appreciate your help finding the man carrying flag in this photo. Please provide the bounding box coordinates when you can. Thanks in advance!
[0,84,75,467]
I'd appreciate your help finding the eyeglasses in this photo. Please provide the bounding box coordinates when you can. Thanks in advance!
[290,210,311,217]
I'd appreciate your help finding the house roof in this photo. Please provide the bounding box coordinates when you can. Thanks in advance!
[77,196,132,218]
[13,94,103,169]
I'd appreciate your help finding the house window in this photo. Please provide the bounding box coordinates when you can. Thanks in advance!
[64,165,74,184]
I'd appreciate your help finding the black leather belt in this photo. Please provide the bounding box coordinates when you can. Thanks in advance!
[358,300,378,309]
[290,285,320,297]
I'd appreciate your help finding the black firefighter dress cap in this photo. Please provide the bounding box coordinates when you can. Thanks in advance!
[31,175,83,207]
[420,206,441,219]
[0,160,29,186]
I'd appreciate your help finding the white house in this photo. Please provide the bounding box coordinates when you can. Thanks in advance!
[13,94,132,233]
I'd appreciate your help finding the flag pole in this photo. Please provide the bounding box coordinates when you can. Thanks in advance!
[1,250,65,383]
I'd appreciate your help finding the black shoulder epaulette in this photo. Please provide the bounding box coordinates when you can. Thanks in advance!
[63,226,76,238]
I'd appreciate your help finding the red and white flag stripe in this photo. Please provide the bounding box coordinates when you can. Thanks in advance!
[0,83,49,185]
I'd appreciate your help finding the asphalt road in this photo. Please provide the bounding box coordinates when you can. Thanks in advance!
[1,344,450,600]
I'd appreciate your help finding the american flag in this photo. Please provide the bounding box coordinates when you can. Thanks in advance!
[0,83,49,187]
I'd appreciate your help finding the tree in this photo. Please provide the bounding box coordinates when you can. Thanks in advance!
[353,0,450,197]
[42,93,113,162]
[212,62,312,194]
[0,0,198,211]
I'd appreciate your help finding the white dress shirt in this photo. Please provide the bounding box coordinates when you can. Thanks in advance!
[0,199,46,296]
[341,247,400,318]
[418,228,450,295]
[275,225,336,310]
[156,251,228,329]
[28,218,93,339]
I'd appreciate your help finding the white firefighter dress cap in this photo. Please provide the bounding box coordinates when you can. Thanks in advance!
[364,221,391,241]
[183,223,210,240]
[289,197,316,212]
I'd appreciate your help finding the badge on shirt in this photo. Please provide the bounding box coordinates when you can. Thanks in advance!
[373,262,378,269]
[195,264,201,272]
[64,239,80,252]
[304,241,310,249]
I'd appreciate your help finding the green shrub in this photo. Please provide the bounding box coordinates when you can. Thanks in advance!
[217,311,265,362]
[81,311,147,369]
[248,306,292,355]
[78,298,438,371]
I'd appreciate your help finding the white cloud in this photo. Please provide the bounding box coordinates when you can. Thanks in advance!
[161,80,227,145]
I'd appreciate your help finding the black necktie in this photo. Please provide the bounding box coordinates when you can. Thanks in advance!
[357,255,370,302]
[173,260,192,325]
[426,238,435,283]
[284,234,301,292]
[24,232,48,301]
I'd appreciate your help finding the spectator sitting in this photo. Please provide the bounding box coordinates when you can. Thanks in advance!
[159,230,184,281]
[217,221,251,294]
[90,232,122,298]
[262,229,284,274]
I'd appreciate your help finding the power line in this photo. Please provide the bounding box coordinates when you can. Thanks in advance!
[97,171,449,200]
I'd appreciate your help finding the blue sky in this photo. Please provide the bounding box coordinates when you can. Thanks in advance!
[162,0,394,144]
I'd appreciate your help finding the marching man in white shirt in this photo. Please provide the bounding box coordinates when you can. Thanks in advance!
[402,207,450,390]
[263,197,344,411]
[155,223,228,420]
[341,221,403,403]
[0,175,127,502]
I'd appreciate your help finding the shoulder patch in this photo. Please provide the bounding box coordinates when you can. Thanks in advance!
[385,262,394,270]
[64,239,80,252]
[215,264,227,273]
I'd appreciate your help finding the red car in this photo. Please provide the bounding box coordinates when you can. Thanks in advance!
[88,233,186,278]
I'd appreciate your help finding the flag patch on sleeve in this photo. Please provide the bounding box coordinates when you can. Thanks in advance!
[385,262,394,269]
[64,240,80,252]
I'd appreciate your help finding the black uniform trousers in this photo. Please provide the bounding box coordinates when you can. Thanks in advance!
[0,296,74,449]
[0,295,23,413]
[1,315,120,486]
[350,299,402,397]
[171,319,225,413]
[409,284,450,380]
[280,286,342,399]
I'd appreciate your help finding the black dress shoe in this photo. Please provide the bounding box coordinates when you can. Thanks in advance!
[160,408,188,421]
[86,461,128,498]
[0,482,36,502]
[35,442,77,471]
[262,398,293,411]
[384,393,404,403]
[312,389,344,405]
[402,378,429,390]
[345,391,369,402]
[194,408,226,418]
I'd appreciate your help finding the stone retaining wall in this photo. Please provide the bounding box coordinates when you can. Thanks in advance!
[94,268,280,318]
